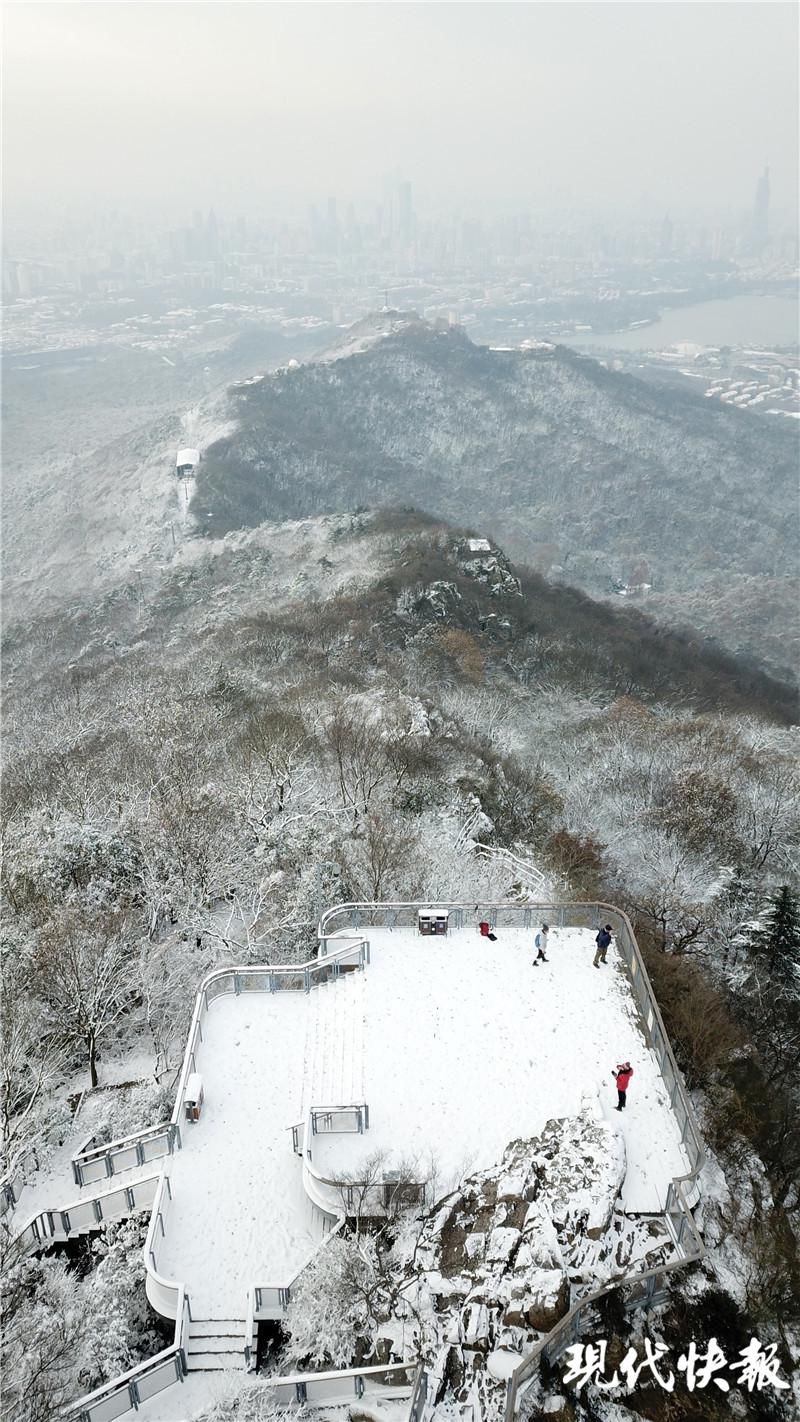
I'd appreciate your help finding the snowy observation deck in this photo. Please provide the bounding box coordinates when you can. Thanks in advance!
[155,921,690,1319]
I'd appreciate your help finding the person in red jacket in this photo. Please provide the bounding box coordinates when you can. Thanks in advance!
[612,1062,633,1110]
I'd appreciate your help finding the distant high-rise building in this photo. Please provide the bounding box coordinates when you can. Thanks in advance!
[326,196,339,254]
[397,181,413,243]
[751,166,770,252]
[659,213,673,257]
[206,209,219,258]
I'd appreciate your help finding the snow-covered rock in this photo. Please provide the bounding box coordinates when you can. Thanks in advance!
[403,1108,629,1414]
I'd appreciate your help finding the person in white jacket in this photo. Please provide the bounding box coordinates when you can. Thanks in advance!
[533,923,550,965]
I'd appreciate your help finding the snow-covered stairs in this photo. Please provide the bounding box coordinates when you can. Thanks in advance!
[300,970,366,1117]
[185,1318,246,1372]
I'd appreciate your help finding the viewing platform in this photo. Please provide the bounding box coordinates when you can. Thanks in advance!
[155,916,689,1327]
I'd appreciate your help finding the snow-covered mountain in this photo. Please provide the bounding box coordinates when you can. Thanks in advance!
[3,313,796,684]
[3,498,798,1422]
[188,315,798,681]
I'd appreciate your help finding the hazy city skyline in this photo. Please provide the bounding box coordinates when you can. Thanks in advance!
[3,3,798,231]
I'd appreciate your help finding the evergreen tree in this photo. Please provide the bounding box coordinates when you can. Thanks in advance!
[753,885,800,985]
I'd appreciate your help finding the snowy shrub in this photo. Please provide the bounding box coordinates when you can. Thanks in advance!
[90,1080,174,1147]
[80,1220,166,1388]
[191,1382,285,1422]
[282,1234,378,1368]
[37,820,143,911]
[22,1095,75,1171]
[1,1246,87,1422]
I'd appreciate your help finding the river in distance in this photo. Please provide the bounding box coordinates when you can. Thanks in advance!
[566,292,799,351]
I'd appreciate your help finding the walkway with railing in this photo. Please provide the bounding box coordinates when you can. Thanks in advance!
[56,940,373,1422]
[155,950,370,1320]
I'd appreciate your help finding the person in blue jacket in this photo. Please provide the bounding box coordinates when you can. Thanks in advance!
[593,924,612,967]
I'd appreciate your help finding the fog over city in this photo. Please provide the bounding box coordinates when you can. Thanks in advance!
[3,1,799,225]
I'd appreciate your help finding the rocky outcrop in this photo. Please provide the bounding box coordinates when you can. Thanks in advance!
[403,1105,631,1420]
[456,540,522,599]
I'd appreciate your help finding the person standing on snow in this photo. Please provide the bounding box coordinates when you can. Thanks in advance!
[612,1062,633,1110]
[594,924,613,967]
[533,923,550,965]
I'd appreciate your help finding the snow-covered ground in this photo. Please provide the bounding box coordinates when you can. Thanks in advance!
[311,926,688,1213]
[7,1049,159,1228]
[151,923,687,1326]
[156,993,318,1318]
[9,921,688,1330]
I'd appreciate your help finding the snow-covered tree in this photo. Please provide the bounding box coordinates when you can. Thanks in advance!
[0,959,65,1163]
[338,809,421,902]
[34,909,136,1087]
[1,1233,87,1422]
[82,1220,165,1386]
[750,885,800,985]
[283,1233,377,1368]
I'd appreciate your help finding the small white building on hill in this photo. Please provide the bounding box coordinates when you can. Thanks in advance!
[176,448,199,477]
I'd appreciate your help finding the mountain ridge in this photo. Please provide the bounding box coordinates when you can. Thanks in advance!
[192,317,799,681]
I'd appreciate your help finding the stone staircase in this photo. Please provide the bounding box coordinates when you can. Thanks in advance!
[185,1317,247,1372]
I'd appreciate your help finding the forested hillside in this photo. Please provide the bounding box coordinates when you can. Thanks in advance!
[192,317,799,681]
[3,509,798,1419]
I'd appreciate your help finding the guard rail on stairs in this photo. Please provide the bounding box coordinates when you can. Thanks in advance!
[12,1173,161,1258]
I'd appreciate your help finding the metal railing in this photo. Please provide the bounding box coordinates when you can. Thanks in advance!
[502,1176,703,1418]
[0,1140,39,1215]
[12,1174,160,1258]
[297,1095,427,1221]
[319,903,468,945]
[454,807,483,849]
[62,1167,193,1421]
[71,1122,178,1187]
[66,1285,191,1422]
[474,842,548,896]
[311,1103,369,1136]
[263,1361,418,1408]
[169,940,370,1141]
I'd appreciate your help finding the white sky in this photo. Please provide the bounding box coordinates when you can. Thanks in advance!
[2,2,798,223]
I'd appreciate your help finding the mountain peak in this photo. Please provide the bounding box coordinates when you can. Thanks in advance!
[318,309,470,365]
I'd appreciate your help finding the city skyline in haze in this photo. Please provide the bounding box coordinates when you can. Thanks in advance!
[3,3,799,234]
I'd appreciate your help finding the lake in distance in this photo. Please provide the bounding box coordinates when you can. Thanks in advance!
[565,292,799,351]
